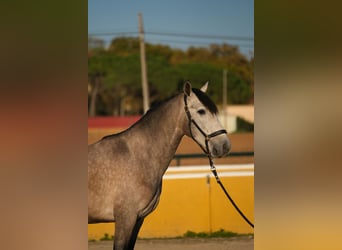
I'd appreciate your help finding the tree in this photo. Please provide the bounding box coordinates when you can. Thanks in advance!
[88,37,254,116]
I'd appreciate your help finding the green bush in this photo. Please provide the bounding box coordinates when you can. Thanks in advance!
[100,233,114,241]
[236,117,254,132]
[183,229,240,238]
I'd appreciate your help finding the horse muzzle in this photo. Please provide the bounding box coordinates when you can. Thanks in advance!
[209,135,231,158]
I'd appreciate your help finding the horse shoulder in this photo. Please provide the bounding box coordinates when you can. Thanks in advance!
[89,135,131,163]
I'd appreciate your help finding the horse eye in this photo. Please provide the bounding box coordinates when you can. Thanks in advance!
[197,109,206,115]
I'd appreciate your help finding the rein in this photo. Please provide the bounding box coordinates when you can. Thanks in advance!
[184,94,254,229]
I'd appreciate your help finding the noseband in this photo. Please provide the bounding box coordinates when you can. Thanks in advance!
[184,94,227,156]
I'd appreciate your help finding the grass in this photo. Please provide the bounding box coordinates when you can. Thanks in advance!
[99,233,114,241]
[182,229,250,238]
[89,229,253,242]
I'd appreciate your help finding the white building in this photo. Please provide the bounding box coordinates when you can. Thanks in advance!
[218,105,254,133]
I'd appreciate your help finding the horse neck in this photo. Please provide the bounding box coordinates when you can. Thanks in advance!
[129,94,186,174]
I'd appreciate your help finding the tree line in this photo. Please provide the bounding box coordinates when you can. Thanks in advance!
[88,37,254,116]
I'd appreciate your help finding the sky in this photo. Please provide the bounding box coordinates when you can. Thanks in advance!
[88,0,254,58]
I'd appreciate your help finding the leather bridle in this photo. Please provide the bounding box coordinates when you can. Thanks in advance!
[183,94,227,156]
[183,93,255,229]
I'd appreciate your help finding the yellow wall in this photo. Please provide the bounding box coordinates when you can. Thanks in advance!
[88,164,254,240]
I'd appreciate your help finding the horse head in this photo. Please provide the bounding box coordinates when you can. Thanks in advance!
[183,81,231,158]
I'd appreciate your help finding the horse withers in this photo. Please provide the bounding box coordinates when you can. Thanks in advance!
[88,81,231,250]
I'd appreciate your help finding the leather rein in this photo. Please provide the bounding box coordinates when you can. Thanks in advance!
[183,94,254,228]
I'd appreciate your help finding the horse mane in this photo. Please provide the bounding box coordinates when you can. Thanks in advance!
[149,87,218,115]
[148,93,179,112]
[192,88,218,114]
[100,87,218,141]
[100,94,179,141]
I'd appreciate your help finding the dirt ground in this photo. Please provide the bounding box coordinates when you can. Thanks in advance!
[88,236,254,250]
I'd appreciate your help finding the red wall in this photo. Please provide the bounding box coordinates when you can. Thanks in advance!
[88,116,141,129]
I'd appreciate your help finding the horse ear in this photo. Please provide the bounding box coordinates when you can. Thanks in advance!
[200,81,209,93]
[183,81,192,96]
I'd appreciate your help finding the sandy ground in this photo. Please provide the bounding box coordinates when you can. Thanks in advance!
[88,236,254,250]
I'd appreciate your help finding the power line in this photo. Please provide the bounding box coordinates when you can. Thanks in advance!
[146,30,253,42]
[147,38,254,49]
[88,30,254,43]
[88,31,137,37]
[88,30,254,55]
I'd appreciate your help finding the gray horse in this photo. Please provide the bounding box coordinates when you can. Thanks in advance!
[88,81,231,250]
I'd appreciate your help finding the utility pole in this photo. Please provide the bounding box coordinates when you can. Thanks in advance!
[138,13,150,113]
[89,73,101,117]
[223,69,228,130]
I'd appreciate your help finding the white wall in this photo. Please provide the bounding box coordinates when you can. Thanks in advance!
[218,114,237,133]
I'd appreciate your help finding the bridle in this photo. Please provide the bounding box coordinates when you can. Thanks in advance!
[183,94,227,156]
[183,93,254,229]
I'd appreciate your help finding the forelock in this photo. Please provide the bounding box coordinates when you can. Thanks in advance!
[192,88,218,114]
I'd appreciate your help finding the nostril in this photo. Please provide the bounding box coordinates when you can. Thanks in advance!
[211,140,230,157]
[212,147,219,156]
[222,141,230,153]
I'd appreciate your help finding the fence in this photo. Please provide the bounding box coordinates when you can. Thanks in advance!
[88,160,254,240]
[173,151,254,166]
